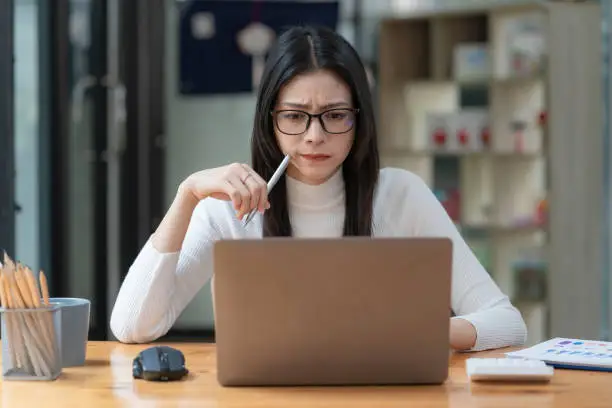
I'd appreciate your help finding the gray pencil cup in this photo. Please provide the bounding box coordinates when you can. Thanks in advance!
[1,304,62,381]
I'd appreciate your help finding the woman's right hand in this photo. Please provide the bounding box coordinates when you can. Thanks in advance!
[180,162,270,220]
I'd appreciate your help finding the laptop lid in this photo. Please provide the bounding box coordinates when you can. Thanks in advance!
[212,237,453,386]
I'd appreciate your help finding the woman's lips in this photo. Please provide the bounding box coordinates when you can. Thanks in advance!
[301,154,330,161]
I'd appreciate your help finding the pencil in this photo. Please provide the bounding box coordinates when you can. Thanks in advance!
[243,153,291,226]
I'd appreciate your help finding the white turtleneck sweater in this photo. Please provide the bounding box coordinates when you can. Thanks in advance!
[110,167,527,351]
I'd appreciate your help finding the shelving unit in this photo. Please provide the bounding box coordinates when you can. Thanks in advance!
[377,2,601,345]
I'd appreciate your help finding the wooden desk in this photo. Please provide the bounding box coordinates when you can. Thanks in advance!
[0,341,610,407]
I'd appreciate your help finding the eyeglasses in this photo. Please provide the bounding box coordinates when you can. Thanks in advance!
[272,108,359,135]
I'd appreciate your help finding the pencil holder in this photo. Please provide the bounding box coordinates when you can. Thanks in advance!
[1,304,62,380]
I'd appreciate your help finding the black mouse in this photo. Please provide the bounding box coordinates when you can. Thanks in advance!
[132,345,189,381]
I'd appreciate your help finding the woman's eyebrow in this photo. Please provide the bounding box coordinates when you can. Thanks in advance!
[279,101,350,109]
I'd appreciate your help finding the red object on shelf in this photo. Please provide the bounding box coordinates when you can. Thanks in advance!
[538,111,547,126]
[457,128,469,145]
[481,126,490,147]
[433,128,447,146]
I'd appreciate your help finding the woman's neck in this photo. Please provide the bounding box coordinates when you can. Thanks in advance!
[286,167,344,210]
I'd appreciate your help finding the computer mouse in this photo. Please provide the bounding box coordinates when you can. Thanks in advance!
[132,345,189,381]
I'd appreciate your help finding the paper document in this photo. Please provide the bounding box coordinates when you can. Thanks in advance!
[506,337,612,371]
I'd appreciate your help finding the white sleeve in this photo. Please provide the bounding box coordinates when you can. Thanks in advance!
[109,199,220,343]
[405,173,528,351]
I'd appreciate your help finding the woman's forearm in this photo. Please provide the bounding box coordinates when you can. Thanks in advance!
[450,318,477,351]
[151,183,201,253]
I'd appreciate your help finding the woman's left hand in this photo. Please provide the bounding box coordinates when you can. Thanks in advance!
[450,318,477,351]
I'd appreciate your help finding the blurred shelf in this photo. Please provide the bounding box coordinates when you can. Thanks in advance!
[377,0,605,342]
[377,1,556,340]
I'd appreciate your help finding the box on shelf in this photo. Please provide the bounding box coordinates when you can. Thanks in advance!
[426,109,490,153]
[453,43,490,82]
[402,81,458,150]
[491,9,546,80]
[490,77,544,154]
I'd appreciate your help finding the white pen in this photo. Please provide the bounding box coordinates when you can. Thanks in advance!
[243,153,291,227]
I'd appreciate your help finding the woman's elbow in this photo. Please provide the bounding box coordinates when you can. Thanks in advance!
[508,304,529,346]
[109,308,172,344]
[109,309,148,344]
[110,319,158,344]
[110,312,138,344]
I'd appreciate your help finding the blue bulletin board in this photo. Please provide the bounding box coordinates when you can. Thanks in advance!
[177,0,340,95]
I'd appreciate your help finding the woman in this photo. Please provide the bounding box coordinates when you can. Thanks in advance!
[110,26,527,351]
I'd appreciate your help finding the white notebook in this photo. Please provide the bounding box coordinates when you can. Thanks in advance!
[506,337,612,372]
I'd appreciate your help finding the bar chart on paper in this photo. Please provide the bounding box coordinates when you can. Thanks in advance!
[506,338,612,371]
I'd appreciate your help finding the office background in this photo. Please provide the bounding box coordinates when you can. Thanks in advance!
[1,0,611,343]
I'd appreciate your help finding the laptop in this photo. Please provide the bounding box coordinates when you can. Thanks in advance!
[212,237,453,386]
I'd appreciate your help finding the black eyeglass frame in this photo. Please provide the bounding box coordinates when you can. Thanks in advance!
[271,108,360,135]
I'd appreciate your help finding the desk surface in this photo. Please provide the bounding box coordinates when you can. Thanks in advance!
[0,341,610,407]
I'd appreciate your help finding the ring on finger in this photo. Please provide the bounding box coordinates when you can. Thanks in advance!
[242,172,259,211]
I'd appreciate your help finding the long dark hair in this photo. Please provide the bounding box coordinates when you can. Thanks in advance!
[250,25,379,237]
